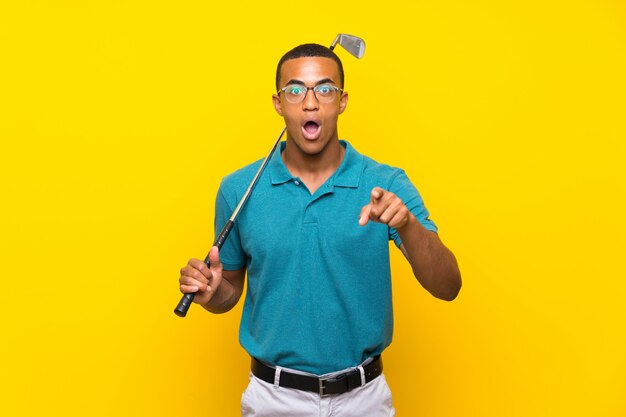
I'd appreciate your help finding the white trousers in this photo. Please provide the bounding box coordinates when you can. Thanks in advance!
[241,366,396,417]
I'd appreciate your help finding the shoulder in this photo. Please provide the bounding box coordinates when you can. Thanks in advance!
[219,158,264,196]
[346,143,419,194]
[359,152,408,187]
[341,140,412,190]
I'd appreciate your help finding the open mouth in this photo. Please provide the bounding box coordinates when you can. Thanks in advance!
[302,120,321,140]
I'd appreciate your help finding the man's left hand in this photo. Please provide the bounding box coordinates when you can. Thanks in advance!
[358,187,412,230]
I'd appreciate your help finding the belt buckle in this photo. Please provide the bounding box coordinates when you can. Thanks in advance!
[318,375,334,397]
[318,372,350,397]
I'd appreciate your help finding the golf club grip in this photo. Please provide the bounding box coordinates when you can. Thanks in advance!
[174,220,234,317]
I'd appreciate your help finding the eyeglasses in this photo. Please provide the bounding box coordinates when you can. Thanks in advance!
[278,83,343,104]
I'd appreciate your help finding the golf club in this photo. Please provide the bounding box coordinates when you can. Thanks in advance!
[174,34,366,317]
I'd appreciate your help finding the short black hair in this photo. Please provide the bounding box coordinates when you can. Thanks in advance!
[275,43,344,91]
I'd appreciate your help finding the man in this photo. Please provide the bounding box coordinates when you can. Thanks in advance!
[179,43,462,416]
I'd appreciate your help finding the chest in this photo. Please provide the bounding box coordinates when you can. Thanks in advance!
[235,183,389,259]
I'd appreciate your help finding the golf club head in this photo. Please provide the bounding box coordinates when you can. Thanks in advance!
[330,34,366,59]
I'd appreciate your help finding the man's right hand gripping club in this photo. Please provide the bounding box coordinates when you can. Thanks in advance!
[179,247,224,306]
[179,247,246,314]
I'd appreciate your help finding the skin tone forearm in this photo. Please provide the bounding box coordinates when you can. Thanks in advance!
[359,187,462,301]
[397,216,462,301]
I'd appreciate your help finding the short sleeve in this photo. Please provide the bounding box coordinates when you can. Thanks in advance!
[387,170,438,248]
[214,184,247,270]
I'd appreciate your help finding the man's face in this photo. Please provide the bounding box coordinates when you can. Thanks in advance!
[272,57,348,156]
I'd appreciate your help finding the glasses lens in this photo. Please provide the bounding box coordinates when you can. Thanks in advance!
[283,85,306,103]
[314,84,338,103]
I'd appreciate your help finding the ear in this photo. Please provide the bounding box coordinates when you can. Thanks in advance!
[338,91,349,114]
[272,94,283,116]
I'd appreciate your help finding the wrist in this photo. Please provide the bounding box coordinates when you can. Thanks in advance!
[396,211,417,232]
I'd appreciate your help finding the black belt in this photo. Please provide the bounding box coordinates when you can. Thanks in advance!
[250,355,383,397]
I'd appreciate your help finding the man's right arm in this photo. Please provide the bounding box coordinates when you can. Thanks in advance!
[179,246,246,314]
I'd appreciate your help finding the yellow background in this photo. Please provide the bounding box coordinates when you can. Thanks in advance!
[1,1,625,416]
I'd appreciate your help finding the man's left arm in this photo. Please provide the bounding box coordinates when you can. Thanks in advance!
[359,187,462,301]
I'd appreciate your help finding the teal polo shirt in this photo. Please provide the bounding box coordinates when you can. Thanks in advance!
[215,140,437,375]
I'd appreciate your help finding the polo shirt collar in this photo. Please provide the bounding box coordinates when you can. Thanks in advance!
[333,140,363,188]
[268,140,364,188]
[268,141,292,185]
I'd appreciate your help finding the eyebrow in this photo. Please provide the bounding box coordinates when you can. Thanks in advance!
[284,78,336,86]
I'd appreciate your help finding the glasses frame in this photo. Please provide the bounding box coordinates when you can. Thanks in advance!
[278,84,344,104]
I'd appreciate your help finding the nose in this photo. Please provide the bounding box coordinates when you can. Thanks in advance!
[302,88,319,111]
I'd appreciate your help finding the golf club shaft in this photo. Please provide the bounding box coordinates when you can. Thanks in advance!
[174,127,286,317]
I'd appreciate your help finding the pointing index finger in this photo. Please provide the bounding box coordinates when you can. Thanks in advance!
[371,187,384,202]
